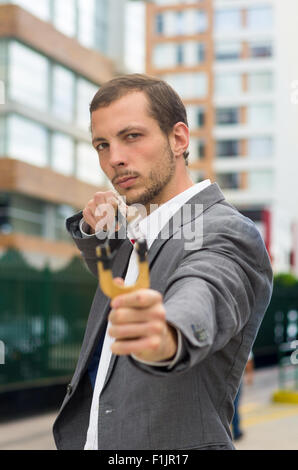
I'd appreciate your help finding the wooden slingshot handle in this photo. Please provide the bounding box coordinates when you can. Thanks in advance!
[96,239,150,299]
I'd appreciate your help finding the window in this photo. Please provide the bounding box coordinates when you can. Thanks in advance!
[216,140,240,157]
[248,170,274,190]
[52,65,75,122]
[215,42,241,61]
[9,194,45,238]
[76,78,99,130]
[214,10,241,32]
[7,115,48,167]
[248,137,273,158]
[51,133,74,176]
[249,42,273,59]
[176,44,184,65]
[53,0,76,37]
[76,142,106,186]
[0,116,5,155]
[216,108,240,126]
[248,72,273,93]
[248,104,274,126]
[78,0,96,48]
[247,7,273,31]
[186,105,205,130]
[196,10,208,33]
[155,13,164,35]
[163,73,207,99]
[188,138,205,163]
[153,43,175,68]
[216,173,240,190]
[55,205,74,241]
[215,74,242,95]
[9,41,48,111]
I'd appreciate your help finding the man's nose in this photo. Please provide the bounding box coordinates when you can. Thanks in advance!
[109,143,128,167]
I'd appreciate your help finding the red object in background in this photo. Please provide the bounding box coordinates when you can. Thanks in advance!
[262,209,271,261]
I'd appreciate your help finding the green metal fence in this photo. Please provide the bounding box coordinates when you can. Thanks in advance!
[0,249,298,394]
[0,249,97,393]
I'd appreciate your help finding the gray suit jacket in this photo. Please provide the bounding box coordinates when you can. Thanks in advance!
[53,183,273,450]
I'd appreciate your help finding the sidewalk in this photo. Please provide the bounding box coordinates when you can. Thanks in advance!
[0,366,297,450]
[234,365,298,450]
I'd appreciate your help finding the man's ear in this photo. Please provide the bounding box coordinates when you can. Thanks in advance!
[169,122,189,159]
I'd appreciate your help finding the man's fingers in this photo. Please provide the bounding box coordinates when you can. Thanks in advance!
[111,289,163,310]
[111,335,161,357]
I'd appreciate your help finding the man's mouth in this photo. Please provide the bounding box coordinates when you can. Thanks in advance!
[115,176,138,189]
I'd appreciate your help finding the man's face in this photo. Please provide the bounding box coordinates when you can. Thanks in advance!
[91,91,177,208]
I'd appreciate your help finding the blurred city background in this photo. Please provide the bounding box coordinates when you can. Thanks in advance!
[0,0,298,450]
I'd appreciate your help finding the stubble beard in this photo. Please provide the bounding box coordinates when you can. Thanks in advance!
[125,145,176,208]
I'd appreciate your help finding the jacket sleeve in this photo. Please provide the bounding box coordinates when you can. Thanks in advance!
[129,210,273,375]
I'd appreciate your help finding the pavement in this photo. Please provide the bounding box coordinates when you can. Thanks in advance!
[0,365,297,450]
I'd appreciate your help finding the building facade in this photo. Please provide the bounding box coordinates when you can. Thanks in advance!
[0,1,126,269]
[146,0,298,274]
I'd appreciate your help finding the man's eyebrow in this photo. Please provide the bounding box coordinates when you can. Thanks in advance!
[92,126,146,146]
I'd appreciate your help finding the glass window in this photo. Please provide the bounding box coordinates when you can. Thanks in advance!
[0,38,7,85]
[216,108,240,125]
[189,138,205,163]
[215,42,241,61]
[176,44,184,65]
[216,173,240,190]
[94,0,108,54]
[163,73,207,99]
[248,137,273,158]
[247,7,273,31]
[214,10,241,32]
[9,41,48,111]
[249,42,273,59]
[155,13,164,35]
[248,170,274,190]
[0,115,6,155]
[186,105,205,130]
[76,78,99,130]
[196,10,208,33]
[53,0,76,37]
[55,204,74,241]
[248,104,274,126]
[176,11,185,35]
[51,133,74,176]
[78,0,96,48]
[216,140,240,157]
[248,72,273,93]
[7,114,48,167]
[215,74,242,95]
[76,142,106,186]
[153,43,176,68]
[9,194,45,237]
[52,65,75,122]
[11,0,50,21]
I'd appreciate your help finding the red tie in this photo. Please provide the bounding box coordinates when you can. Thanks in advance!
[130,239,135,244]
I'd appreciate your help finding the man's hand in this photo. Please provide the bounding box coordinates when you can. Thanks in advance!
[82,190,120,235]
[108,282,178,363]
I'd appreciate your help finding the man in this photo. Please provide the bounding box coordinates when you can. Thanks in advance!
[53,74,273,450]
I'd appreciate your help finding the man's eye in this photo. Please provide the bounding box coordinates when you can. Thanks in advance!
[127,133,140,140]
[96,143,108,151]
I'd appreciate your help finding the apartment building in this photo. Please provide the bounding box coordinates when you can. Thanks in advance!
[146,0,298,273]
[0,0,126,269]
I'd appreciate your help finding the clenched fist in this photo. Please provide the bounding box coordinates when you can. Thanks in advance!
[108,280,178,363]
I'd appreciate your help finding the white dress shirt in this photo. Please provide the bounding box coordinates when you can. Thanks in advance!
[83,179,211,450]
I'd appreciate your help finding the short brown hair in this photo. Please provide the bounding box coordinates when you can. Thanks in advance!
[90,74,189,165]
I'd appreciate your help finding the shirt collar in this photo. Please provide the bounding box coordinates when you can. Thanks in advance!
[127,179,211,249]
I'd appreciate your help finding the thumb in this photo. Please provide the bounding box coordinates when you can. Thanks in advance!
[113,277,125,286]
